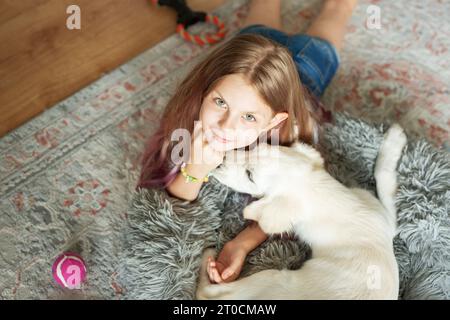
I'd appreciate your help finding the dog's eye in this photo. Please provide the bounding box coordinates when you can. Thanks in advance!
[245,169,254,183]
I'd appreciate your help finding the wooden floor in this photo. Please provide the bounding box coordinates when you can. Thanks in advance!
[0,0,225,138]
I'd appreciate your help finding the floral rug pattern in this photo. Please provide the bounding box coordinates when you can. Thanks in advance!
[0,0,448,299]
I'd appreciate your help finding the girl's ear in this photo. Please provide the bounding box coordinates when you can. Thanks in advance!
[263,112,289,131]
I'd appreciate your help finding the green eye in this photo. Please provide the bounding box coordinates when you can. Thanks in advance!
[243,114,256,122]
[214,97,227,108]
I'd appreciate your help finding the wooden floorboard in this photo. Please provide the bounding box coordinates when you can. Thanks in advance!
[0,0,225,137]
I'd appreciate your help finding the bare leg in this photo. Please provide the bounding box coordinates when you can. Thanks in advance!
[305,0,358,52]
[241,0,357,52]
[242,0,282,30]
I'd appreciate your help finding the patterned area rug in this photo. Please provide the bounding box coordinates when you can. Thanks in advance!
[0,0,449,299]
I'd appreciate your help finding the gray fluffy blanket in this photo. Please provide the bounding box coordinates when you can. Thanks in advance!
[118,112,450,300]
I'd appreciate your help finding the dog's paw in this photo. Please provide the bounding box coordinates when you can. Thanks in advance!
[258,212,291,235]
[383,123,407,152]
[197,283,231,300]
[243,205,260,221]
[196,285,213,300]
[377,124,407,172]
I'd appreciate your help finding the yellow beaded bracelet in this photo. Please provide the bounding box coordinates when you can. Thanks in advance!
[180,162,212,183]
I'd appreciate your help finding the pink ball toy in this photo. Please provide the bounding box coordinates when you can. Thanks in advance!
[52,252,87,289]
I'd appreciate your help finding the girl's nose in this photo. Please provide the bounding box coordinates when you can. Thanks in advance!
[218,114,237,135]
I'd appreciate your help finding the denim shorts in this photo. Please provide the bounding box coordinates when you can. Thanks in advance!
[236,24,340,98]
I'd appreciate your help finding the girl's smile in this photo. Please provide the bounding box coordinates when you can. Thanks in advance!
[204,127,235,149]
[213,131,231,144]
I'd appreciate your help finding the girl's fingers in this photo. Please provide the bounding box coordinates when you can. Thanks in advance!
[191,123,203,164]
[207,268,214,282]
[207,268,213,282]
[207,257,213,278]
[212,267,223,283]
[207,259,222,284]
[193,120,205,143]
[209,262,217,281]
[222,268,234,280]
[207,257,217,282]
[193,119,202,131]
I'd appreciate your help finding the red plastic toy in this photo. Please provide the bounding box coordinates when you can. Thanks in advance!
[150,0,227,46]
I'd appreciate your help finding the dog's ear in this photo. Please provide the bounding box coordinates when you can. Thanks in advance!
[291,141,324,169]
[243,195,298,234]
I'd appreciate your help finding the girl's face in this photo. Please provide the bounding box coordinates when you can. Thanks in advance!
[199,74,288,152]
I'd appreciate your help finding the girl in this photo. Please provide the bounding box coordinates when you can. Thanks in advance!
[137,0,357,284]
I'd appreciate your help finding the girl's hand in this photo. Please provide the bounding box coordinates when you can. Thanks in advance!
[189,120,225,169]
[206,241,247,284]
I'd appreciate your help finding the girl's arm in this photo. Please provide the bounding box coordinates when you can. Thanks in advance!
[166,162,217,201]
[232,221,268,253]
[208,221,268,283]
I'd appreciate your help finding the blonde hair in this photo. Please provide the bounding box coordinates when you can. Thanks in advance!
[138,33,322,189]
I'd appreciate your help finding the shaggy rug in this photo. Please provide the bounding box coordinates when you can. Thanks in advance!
[0,0,448,299]
[119,112,450,300]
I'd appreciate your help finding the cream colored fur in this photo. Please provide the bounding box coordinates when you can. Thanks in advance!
[196,124,407,300]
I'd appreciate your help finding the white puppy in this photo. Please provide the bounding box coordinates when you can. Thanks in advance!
[196,124,407,300]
